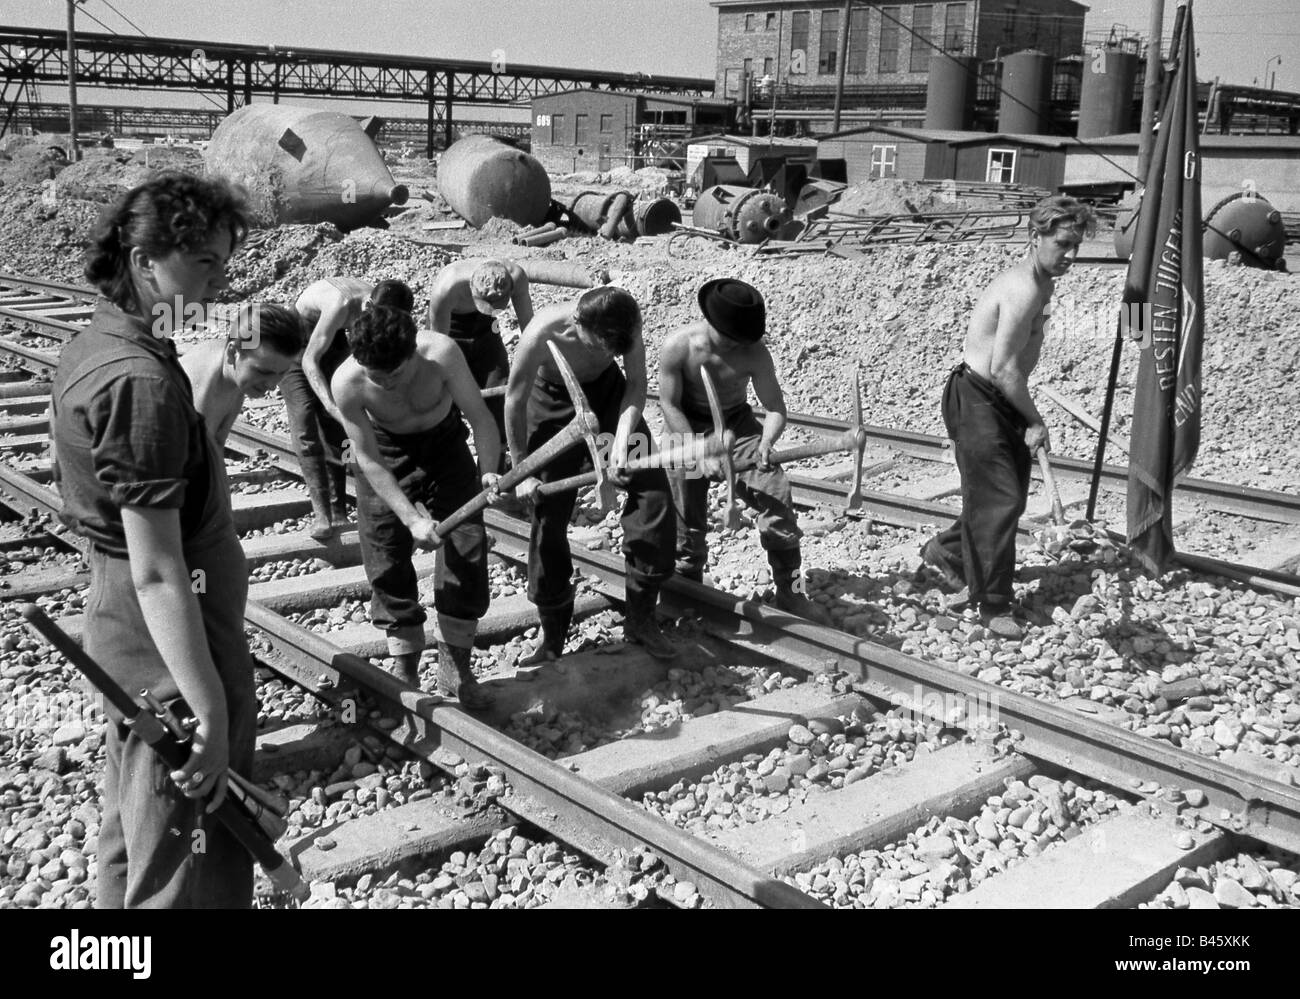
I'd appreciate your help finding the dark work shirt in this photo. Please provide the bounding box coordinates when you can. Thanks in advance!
[51,300,233,557]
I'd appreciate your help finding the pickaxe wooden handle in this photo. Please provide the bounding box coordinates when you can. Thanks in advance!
[481,385,507,399]
[1036,447,1067,526]
[699,367,741,529]
[536,429,736,498]
[419,342,602,541]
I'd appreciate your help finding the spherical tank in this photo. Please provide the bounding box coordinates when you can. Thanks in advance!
[1204,191,1288,269]
[1078,49,1139,139]
[438,135,551,229]
[205,104,408,230]
[925,55,977,131]
[998,50,1053,135]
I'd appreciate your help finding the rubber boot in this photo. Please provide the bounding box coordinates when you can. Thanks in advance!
[390,651,421,688]
[519,601,573,667]
[307,493,335,542]
[623,577,677,660]
[329,461,350,531]
[979,601,1024,641]
[436,641,493,710]
[768,548,834,627]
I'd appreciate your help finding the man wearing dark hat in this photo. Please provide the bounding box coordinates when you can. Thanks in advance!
[429,258,534,464]
[506,286,678,664]
[658,278,832,626]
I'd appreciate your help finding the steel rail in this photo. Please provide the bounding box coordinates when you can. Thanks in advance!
[484,510,1300,857]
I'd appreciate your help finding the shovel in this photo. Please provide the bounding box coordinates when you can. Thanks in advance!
[1035,448,1101,557]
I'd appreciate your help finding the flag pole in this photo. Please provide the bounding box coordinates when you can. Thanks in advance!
[1086,1,1190,522]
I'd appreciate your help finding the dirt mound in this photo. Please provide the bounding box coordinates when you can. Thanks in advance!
[52,145,205,204]
[0,141,67,187]
[835,178,980,217]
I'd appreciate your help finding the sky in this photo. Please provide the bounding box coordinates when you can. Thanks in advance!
[3,0,1298,111]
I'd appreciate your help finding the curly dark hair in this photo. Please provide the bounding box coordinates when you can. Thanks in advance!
[370,279,414,314]
[574,286,640,356]
[350,304,417,371]
[84,171,249,314]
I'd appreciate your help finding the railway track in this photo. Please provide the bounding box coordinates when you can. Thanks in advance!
[1,284,1298,909]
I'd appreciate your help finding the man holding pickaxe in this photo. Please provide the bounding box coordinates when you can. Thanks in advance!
[659,279,835,627]
[506,287,678,664]
[333,304,504,708]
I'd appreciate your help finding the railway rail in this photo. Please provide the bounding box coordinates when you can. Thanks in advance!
[1,300,1298,908]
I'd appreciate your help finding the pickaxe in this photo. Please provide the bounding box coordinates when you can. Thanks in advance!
[724,371,868,514]
[414,341,602,545]
[699,367,742,529]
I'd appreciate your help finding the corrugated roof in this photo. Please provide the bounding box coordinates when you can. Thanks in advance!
[685,133,820,148]
[819,123,1068,149]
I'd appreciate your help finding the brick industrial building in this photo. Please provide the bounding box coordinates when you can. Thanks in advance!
[711,1,1087,103]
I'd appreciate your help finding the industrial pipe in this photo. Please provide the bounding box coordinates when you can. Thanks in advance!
[518,260,611,288]
[618,198,683,238]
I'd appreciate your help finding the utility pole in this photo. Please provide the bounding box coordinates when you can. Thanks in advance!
[831,0,852,134]
[1136,0,1165,182]
[66,0,80,161]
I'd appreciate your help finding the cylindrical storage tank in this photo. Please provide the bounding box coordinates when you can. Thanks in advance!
[998,50,1053,135]
[1078,48,1139,139]
[692,185,792,244]
[206,105,408,230]
[926,55,978,131]
[567,190,629,235]
[438,135,550,228]
[1204,191,1288,269]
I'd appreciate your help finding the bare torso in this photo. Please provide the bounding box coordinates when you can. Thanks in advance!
[533,314,619,384]
[962,264,1053,381]
[334,333,457,435]
[675,322,766,414]
[295,277,372,330]
[180,339,241,443]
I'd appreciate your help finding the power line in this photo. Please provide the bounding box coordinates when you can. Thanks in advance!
[98,0,148,37]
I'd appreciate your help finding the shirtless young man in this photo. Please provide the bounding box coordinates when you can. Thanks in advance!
[921,196,1095,640]
[505,286,676,663]
[428,258,533,462]
[658,278,832,627]
[181,302,302,446]
[284,277,414,540]
[332,301,501,708]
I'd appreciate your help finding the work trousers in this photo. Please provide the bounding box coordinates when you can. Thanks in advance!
[450,311,510,457]
[670,402,801,580]
[930,363,1032,605]
[90,533,255,909]
[526,363,674,610]
[353,410,489,656]
[281,339,350,517]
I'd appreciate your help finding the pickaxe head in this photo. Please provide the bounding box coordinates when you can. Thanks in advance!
[845,368,866,512]
[547,339,606,492]
[699,366,741,530]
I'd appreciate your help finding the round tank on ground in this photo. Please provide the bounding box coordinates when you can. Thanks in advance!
[1078,48,1139,139]
[998,50,1053,135]
[926,55,977,130]
[205,104,408,230]
[692,184,792,244]
[438,135,550,229]
[1204,191,1288,269]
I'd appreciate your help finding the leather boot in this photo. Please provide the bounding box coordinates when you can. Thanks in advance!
[623,578,677,660]
[519,601,573,667]
[328,462,350,529]
[436,641,493,710]
[768,548,834,627]
[389,651,421,688]
[307,493,335,542]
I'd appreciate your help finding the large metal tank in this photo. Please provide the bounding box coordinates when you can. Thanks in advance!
[998,50,1053,135]
[438,135,550,228]
[925,55,978,131]
[692,185,792,244]
[205,105,407,230]
[1204,191,1288,269]
[1078,48,1139,139]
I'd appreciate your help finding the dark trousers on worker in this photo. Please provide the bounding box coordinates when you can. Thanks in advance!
[281,352,349,519]
[930,363,1031,605]
[670,402,804,586]
[89,534,256,909]
[354,410,490,657]
[450,311,510,463]
[526,363,674,611]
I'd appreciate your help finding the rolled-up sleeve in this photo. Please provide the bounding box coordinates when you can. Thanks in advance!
[89,374,190,509]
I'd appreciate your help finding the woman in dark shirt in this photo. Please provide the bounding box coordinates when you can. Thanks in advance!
[51,172,256,908]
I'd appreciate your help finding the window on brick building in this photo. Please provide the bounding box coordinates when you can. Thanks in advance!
[599,114,613,133]
[574,113,589,145]
[945,3,968,52]
[910,5,933,72]
[745,13,755,32]
[766,13,777,30]
[550,113,565,144]
[818,8,840,74]
[879,7,900,73]
[847,7,869,74]
[764,57,774,77]
[790,11,810,73]
[743,57,753,81]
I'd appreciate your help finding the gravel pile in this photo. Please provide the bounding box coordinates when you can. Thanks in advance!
[249,557,327,584]
[788,774,1126,909]
[643,706,946,834]
[1143,850,1300,909]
